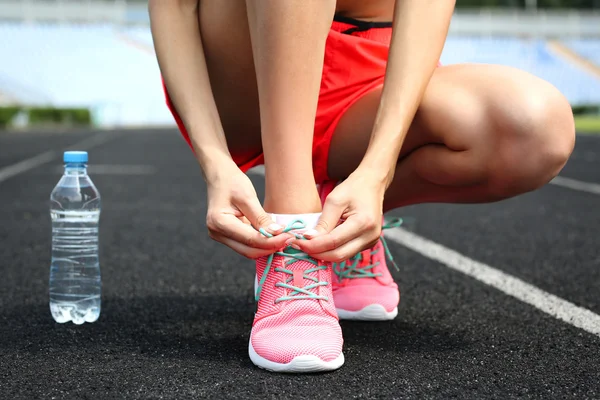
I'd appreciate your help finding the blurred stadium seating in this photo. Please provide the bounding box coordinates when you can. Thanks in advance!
[0,1,599,127]
[440,36,600,105]
[565,39,600,65]
[0,22,172,126]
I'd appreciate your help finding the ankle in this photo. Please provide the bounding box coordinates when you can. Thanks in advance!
[264,192,321,214]
[264,173,321,213]
[264,201,321,214]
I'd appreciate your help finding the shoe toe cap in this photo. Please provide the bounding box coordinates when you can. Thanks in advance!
[251,316,343,364]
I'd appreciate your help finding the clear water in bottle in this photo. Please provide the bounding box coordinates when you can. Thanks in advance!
[49,151,101,324]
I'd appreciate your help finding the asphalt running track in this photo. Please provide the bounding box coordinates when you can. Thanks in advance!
[1,128,599,399]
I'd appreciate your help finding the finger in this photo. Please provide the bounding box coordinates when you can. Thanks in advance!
[214,234,286,259]
[295,217,365,255]
[310,235,379,263]
[304,198,344,239]
[211,214,290,250]
[236,196,283,235]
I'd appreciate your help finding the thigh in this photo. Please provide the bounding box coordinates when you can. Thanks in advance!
[326,63,570,180]
[199,1,262,162]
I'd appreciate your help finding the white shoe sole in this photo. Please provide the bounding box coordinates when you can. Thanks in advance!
[336,304,398,321]
[249,339,344,373]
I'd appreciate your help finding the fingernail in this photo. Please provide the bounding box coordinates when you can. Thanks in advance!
[303,229,318,238]
[258,228,273,238]
[285,238,295,246]
[268,223,282,231]
[290,243,301,250]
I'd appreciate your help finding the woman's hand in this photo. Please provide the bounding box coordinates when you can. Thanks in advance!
[205,163,291,259]
[293,170,387,262]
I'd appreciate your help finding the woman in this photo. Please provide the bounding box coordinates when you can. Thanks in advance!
[149,0,575,373]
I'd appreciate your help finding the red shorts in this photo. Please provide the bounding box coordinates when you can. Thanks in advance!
[164,15,393,185]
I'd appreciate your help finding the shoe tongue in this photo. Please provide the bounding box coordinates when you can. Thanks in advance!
[271,214,323,289]
[279,247,322,298]
[281,247,313,269]
[359,249,373,266]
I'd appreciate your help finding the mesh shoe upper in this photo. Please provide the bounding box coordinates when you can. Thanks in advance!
[251,223,342,365]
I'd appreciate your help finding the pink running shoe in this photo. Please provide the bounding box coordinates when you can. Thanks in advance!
[249,216,344,373]
[318,182,402,321]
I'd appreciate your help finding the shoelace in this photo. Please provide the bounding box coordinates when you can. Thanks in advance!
[256,220,329,303]
[333,218,403,282]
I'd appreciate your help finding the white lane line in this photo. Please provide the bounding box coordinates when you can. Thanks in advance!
[65,132,114,151]
[249,167,600,337]
[386,228,600,337]
[0,151,56,184]
[550,176,600,196]
[88,165,156,175]
[0,133,115,184]
[51,164,156,175]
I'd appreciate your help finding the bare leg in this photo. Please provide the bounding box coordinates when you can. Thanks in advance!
[327,64,576,211]
[244,0,335,214]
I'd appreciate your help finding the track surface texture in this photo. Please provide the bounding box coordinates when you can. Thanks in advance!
[1,129,599,399]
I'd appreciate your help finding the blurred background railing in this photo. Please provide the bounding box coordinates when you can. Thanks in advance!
[0,0,599,129]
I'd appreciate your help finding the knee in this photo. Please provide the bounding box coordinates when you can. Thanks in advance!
[489,83,575,197]
[519,87,575,176]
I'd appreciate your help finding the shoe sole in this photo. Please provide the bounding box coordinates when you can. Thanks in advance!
[336,304,398,321]
[249,339,344,373]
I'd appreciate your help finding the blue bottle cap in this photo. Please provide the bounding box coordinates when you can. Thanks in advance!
[63,151,88,163]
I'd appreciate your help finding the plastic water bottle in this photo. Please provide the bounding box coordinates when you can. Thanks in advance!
[49,151,101,324]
